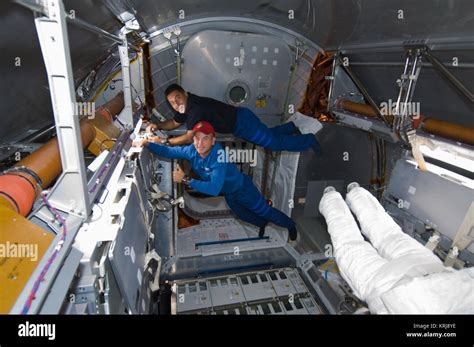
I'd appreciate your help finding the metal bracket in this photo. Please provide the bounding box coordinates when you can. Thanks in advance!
[393,48,423,140]
[281,39,308,121]
[337,54,392,128]
[443,246,459,267]
[294,39,308,64]
[15,0,139,51]
[118,24,138,127]
[124,17,140,31]
[34,0,90,217]
[423,47,474,104]
[162,25,182,83]
[425,233,441,251]
[144,249,162,292]
[326,57,337,113]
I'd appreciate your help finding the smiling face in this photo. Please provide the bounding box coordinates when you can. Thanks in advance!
[166,90,188,113]
[193,131,215,157]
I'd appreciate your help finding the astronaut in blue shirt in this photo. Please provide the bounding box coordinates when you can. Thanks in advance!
[145,84,321,155]
[134,121,297,241]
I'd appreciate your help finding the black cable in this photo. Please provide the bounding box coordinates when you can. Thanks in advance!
[2,166,43,188]
[99,138,117,152]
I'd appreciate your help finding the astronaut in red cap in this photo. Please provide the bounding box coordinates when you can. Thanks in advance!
[134,121,297,241]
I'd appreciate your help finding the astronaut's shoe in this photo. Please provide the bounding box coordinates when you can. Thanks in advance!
[259,223,268,238]
[287,226,298,242]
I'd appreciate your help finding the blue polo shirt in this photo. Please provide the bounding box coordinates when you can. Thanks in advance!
[146,142,244,196]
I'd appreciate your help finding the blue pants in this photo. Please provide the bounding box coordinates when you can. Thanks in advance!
[234,107,316,152]
[225,175,295,229]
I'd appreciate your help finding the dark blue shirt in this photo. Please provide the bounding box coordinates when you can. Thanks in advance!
[173,93,238,133]
[146,142,244,196]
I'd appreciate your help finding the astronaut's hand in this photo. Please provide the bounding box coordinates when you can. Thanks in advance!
[132,138,149,147]
[147,136,163,144]
[172,164,185,183]
[146,123,158,133]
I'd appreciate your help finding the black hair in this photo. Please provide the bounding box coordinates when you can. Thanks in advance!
[164,83,185,98]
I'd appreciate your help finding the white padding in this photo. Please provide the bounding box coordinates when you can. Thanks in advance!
[319,190,364,248]
[286,112,323,134]
[319,191,387,300]
[381,267,474,314]
[319,186,474,314]
[346,187,444,276]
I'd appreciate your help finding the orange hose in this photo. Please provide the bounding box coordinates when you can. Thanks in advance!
[14,121,95,188]
[0,175,37,216]
[337,99,378,117]
[338,99,473,145]
[423,118,474,146]
[0,121,95,216]
[0,93,124,216]
[94,91,125,122]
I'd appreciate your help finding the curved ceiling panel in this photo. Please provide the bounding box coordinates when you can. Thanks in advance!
[135,0,474,49]
[0,1,121,143]
[1,0,473,144]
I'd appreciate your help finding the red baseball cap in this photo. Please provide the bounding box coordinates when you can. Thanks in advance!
[192,121,215,135]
